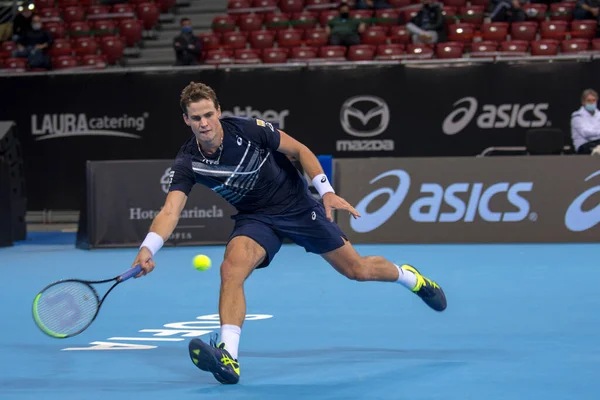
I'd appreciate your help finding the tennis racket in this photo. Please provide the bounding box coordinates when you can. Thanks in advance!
[32,265,143,339]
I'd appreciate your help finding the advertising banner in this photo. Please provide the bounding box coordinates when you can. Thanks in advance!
[335,156,600,244]
[2,61,600,210]
[77,160,236,249]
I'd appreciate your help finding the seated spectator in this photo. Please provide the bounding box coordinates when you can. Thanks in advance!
[571,88,600,155]
[573,0,600,21]
[326,2,366,46]
[12,4,33,42]
[173,17,202,66]
[489,0,527,23]
[406,0,446,44]
[355,0,392,10]
[11,14,52,69]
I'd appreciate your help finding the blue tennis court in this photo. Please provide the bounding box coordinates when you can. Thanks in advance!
[2,232,599,400]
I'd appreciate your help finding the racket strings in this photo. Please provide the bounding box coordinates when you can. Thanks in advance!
[34,282,98,336]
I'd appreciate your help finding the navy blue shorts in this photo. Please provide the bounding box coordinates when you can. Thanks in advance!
[228,202,347,268]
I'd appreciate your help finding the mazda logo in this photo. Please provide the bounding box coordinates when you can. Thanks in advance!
[340,96,390,137]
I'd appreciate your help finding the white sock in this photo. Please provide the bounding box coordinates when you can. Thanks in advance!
[220,324,241,360]
[395,264,417,290]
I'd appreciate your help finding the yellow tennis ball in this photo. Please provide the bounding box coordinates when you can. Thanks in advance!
[193,254,211,271]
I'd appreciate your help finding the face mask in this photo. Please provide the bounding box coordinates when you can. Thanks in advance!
[182,26,192,33]
[340,12,349,18]
[585,103,596,112]
[32,23,41,30]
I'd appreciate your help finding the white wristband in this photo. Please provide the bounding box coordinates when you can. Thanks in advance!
[140,232,164,256]
[312,174,335,198]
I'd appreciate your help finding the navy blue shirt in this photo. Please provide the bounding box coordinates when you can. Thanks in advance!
[168,116,317,215]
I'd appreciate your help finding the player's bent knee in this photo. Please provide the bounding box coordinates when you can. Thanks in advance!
[220,259,253,284]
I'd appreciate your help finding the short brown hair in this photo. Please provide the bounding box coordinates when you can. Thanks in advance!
[581,88,598,103]
[180,82,219,114]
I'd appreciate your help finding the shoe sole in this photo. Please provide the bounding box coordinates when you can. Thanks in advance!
[404,265,447,312]
[188,339,238,384]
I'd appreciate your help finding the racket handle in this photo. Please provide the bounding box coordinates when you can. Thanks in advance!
[119,265,143,282]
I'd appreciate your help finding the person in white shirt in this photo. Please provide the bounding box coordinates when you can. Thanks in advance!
[571,88,600,155]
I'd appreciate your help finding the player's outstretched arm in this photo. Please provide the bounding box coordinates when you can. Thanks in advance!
[132,190,189,277]
[276,130,360,222]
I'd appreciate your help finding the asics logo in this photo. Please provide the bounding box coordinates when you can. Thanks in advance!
[442,97,478,135]
[442,97,550,135]
[351,170,410,233]
[565,170,600,232]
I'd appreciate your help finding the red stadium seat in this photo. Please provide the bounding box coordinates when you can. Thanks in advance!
[319,10,339,26]
[119,20,143,47]
[592,38,600,51]
[447,23,475,43]
[361,26,388,45]
[549,2,575,21]
[4,58,27,71]
[81,54,107,69]
[86,5,110,20]
[52,55,79,70]
[444,0,467,7]
[470,0,489,6]
[471,40,498,57]
[57,0,79,7]
[277,29,304,47]
[264,13,290,31]
[436,42,463,59]
[100,36,124,64]
[222,31,249,49]
[406,43,434,58]
[249,30,276,48]
[530,39,559,56]
[204,49,234,64]
[524,4,547,21]
[228,0,252,12]
[347,44,376,61]
[291,11,318,30]
[69,21,91,36]
[441,6,458,26]
[251,0,278,13]
[0,41,15,59]
[510,21,538,42]
[289,46,318,60]
[234,48,262,63]
[137,3,161,30]
[280,0,305,13]
[389,25,410,44]
[49,38,73,57]
[44,22,67,39]
[262,47,288,63]
[481,22,509,42]
[388,0,411,7]
[304,28,329,47]
[375,43,405,60]
[540,20,568,40]
[374,9,399,27]
[401,8,420,25]
[319,45,346,60]
[156,0,177,13]
[72,36,98,57]
[459,5,484,28]
[35,0,55,8]
[561,38,590,54]
[93,20,118,37]
[349,10,373,22]
[238,14,264,32]
[499,40,528,55]
[305,0,331,9]
[63,6,85,23]
[571,20,597,39]
[212,15,237,33]
[199,33,222,51]
[111,3,136,20]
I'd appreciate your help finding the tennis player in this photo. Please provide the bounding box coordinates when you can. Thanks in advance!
[130,82,447,385]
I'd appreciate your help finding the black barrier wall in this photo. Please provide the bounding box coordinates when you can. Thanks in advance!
[77,160,236,249]
[2,61,599,210]
[335,156,600,244]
